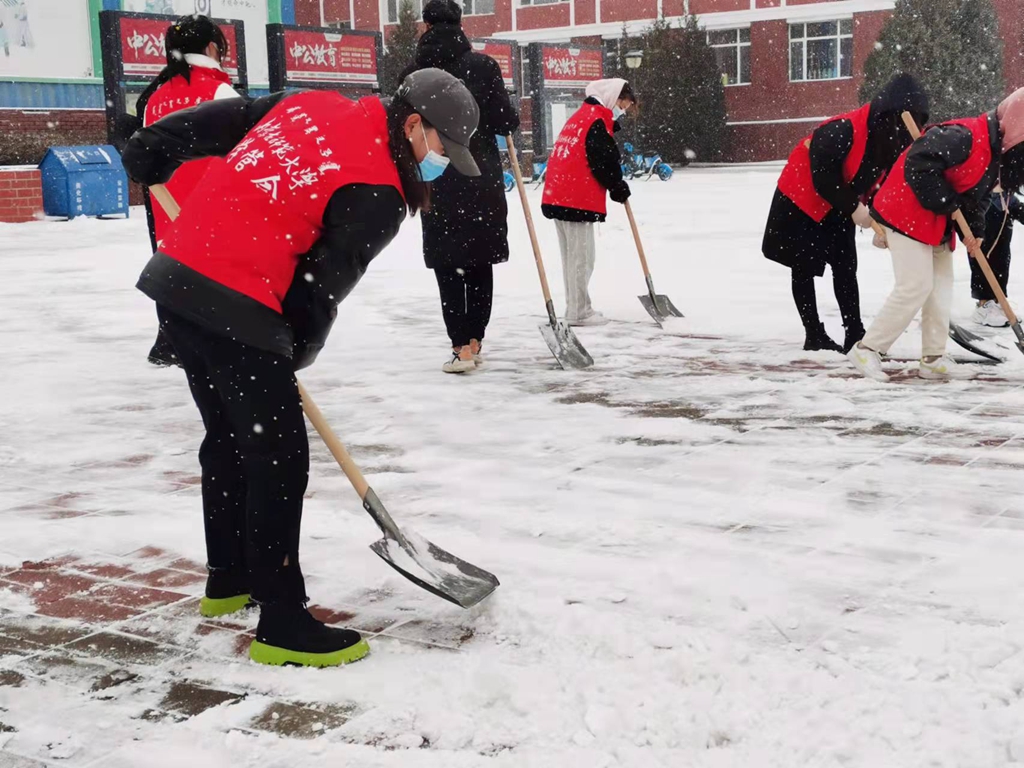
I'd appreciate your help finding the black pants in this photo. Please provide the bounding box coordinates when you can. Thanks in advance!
[970,238,1012,301]
[434,265,494,348]
[791,257,863,337]
[157,306,308,605]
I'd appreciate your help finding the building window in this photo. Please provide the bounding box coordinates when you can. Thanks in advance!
[789,20,852,81]
[386,0,423,24]
[519,0,566,6]
[462,0,495,14]
[707,28,750,86]
[327,20,352,29]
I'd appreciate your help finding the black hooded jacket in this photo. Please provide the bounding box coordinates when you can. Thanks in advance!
[541,97,631,224]
[871,112,1001,242]
[401,23,520,270]
[807,73,930,217]
[762,74,929,274]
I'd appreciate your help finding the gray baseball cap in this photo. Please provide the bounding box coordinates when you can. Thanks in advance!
[397,68,481,177]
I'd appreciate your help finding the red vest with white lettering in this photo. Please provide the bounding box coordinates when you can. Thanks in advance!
[776,103,871,222]
[160,93,403,313]
[542,102,616,216]
[145,65,235,245]
[872,114,993,246]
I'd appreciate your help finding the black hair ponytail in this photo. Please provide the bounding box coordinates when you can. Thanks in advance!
[385,97,432,216]
[149,14,229,93]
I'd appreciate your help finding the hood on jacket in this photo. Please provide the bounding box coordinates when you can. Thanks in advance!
[414,22,471,69]
[423,0,462,24]
[997,87,1024,153]
[870,73,929,124]
[585,78,628,111]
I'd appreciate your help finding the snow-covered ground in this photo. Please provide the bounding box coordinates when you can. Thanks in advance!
[3,168,1024,767]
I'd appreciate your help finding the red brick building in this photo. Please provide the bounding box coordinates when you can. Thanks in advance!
[296,0,1024,161]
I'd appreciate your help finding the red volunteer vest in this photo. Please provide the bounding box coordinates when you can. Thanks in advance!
[776,103,871,222]
[161,94,403,312]
[872,114,993,246]
[145,65,234,245]
[542,102,616,216]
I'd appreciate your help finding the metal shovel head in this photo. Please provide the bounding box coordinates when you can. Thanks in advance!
[639,293,685,323]
[948,322,1005,363]
[539,319,594,370]
[369,534,500,609]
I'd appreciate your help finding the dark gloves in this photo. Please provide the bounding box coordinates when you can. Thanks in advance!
[609,181,631,204]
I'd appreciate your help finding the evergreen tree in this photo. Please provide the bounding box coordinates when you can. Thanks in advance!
[627,16,727,164]
[860,0,1003,122]
[378,0,419,96]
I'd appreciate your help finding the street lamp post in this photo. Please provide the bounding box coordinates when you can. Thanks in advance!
[624,49,643,146]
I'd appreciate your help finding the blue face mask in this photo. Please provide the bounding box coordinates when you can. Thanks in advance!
[418,122,450,182]
[612,105,625,121]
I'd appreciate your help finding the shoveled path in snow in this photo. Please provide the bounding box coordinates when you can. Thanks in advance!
[2,170,1024,767]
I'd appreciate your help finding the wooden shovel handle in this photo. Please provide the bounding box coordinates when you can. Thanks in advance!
[505,135,555,305]
[149,184,373,500]
[899,111,1020,326]
[624,200,653,280]
[296,382,371,499]
[150,184,180,220]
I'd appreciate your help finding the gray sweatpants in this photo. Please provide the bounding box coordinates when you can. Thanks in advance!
[554,220,597,322]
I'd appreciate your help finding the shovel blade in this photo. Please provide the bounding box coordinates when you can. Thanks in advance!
[370,533,500,609]
[639,294,684,322]
[539,320,594,370]
[949,322,1005,363]
[1011,321,1024,356]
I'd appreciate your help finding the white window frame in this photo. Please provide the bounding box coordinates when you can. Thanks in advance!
[461,0,496,16]
[788,18,853,83]
[518,0,569,7]
[385,0,424,25]
[707,26,750,87]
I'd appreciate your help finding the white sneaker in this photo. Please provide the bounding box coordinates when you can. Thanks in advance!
[919,355,974,380]
[568,311,610,327]
[971,301,1010,328]
[847,344,889,382]
[442,353,476,374]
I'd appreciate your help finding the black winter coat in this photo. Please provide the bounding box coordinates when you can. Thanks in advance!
[541,97,630,223]
[402,24,520,270]
[122,93,406,370]
[763,74,929,275]
[871,112,1001,244]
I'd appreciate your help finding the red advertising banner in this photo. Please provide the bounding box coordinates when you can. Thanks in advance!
[283,29,378,85]
[541,46,603,89]
[119,16,241,79]
[471,41,515,89]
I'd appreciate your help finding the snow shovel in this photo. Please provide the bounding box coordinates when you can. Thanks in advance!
[150,184,500,608]
[624,200,683,325]
[505,135,594,370]
[297,383,500,609]
[900,111,1024,357]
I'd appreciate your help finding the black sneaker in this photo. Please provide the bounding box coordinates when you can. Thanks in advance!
[249,603,370,668]
[199,567,251,618]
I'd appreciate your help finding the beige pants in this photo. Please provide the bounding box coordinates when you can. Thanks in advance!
[554,220,597,322]
[862,227,953,358]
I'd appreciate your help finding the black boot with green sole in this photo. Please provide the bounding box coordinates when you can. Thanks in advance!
[250,603,369,668]
[199,567,252,619]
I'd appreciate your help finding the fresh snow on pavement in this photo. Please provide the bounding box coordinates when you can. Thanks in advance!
[2,168,1024,766]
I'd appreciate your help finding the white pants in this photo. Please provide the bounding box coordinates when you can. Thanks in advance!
[554,220,597,322]
[862,227,953,358]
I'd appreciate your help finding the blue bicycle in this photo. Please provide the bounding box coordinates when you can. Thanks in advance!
[621,143,673,182]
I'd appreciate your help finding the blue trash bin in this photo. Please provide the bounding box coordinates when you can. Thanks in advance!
[39,146,129,220]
